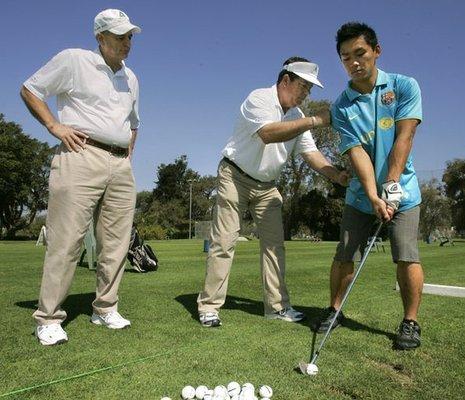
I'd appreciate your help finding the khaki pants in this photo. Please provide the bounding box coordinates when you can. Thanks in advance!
[33,144,136,326]
[197,160,290,315]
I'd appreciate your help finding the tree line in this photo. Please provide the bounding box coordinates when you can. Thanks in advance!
[1,111,464,241]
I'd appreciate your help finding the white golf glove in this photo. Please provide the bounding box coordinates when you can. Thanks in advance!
[381,180,403,211]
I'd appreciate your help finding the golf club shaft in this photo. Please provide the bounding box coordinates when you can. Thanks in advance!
[310,221,384,365]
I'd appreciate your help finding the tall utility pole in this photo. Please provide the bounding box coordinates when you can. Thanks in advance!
[188,179,193,239]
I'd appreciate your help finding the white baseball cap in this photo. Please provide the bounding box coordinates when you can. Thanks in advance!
[282,61,324,88]
[94,9,141,35]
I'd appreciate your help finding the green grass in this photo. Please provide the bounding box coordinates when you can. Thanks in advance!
[0,240,464,399]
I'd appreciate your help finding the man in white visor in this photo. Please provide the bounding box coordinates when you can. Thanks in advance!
[198,57,350,327]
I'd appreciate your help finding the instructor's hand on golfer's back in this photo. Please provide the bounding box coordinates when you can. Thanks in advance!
[256,66,330,145]
[257,108,330,144]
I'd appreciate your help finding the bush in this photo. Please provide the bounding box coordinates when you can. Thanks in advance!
[138,224,168,240]
[15,215,47,240]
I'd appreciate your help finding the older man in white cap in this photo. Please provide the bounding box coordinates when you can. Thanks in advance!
[197,57,349,327]
[20,9,141,345]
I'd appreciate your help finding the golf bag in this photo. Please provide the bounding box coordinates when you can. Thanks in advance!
[127,225,159,273]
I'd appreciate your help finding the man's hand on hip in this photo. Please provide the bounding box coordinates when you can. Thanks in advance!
[48,123,89,152]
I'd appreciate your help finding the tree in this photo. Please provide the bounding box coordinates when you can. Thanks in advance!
[442,159,465,232]
[419,179,452,241]
[276,99,349,240]
[0,114,54,239]
[137,155,217,238]
[153,155,199,202]
[300,189,345,240]
[135,190,153,214]
[191,175,217,221]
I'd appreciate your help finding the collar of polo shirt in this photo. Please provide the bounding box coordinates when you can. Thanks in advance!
[93,48,129,76]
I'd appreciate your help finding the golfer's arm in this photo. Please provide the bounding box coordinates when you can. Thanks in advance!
[385,119,419,182]
[347,145,378,202]
[20,86,58,132]
[301,151,341,183]
[258,118,315,144]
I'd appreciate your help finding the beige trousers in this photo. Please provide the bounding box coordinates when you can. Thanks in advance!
[33,144,136,325]
[197,160,290,315]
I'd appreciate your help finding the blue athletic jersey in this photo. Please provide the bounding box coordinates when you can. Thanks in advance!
[331,69,422,214]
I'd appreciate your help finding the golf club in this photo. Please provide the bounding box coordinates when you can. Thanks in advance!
[299,221,384,376]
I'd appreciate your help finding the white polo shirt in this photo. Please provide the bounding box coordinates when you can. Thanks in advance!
[24,48,140,148]
[222,85,318,182]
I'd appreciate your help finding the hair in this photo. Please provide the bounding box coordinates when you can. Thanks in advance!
[336,22,378,55]
[277,56,309,84]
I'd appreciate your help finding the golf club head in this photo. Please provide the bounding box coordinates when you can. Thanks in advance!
[299,361,319,376]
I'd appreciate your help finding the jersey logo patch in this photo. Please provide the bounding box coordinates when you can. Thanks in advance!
[381,91,396,106]
[378,117,394,130]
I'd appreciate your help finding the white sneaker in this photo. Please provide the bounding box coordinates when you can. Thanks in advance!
[35,323,68,346]
[91,311,131,329]
[265,306,306,322]
[199,312,222,327]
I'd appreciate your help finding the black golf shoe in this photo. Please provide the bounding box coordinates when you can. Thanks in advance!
[395,319,421,350]
[317,307,345,333]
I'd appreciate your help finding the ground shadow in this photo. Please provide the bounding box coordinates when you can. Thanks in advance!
[15,292,95,328]
[175,293,395,341]
[175,293,264,321]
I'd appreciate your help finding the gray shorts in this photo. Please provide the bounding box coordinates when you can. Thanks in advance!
[334,205,420,264]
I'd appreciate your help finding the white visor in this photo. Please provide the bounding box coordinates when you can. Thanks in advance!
[282,62,323,88]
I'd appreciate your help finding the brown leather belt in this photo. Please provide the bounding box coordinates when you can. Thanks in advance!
[221,157,270,184]
[86,138,128,157]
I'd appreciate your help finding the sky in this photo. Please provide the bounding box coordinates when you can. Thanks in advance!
[1,0,464,191]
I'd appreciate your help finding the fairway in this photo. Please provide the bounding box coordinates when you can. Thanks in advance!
[1,240,464,399]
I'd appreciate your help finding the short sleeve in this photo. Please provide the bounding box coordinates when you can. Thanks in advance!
[331,104,361,155]
[239,90,276,135]
[395,77,422,123]
[295,130,318,154]
[23,49,74,100]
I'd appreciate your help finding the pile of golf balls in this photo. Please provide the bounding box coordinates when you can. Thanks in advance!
[160,382,273,400]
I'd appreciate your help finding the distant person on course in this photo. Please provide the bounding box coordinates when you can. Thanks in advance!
[197,57,350,327]
[21,9,141,346]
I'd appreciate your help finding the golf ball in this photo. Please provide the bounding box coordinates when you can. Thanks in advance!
[160,397,171,400]
[227,381,241,397]
[239,389,254,400]
[213,385,227,397]
[306,363,319,375]
[182,385,196,399]
[258,385,273,398]
[195,385,209,399]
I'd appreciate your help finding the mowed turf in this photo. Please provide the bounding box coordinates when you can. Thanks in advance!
[0,239,464,400]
